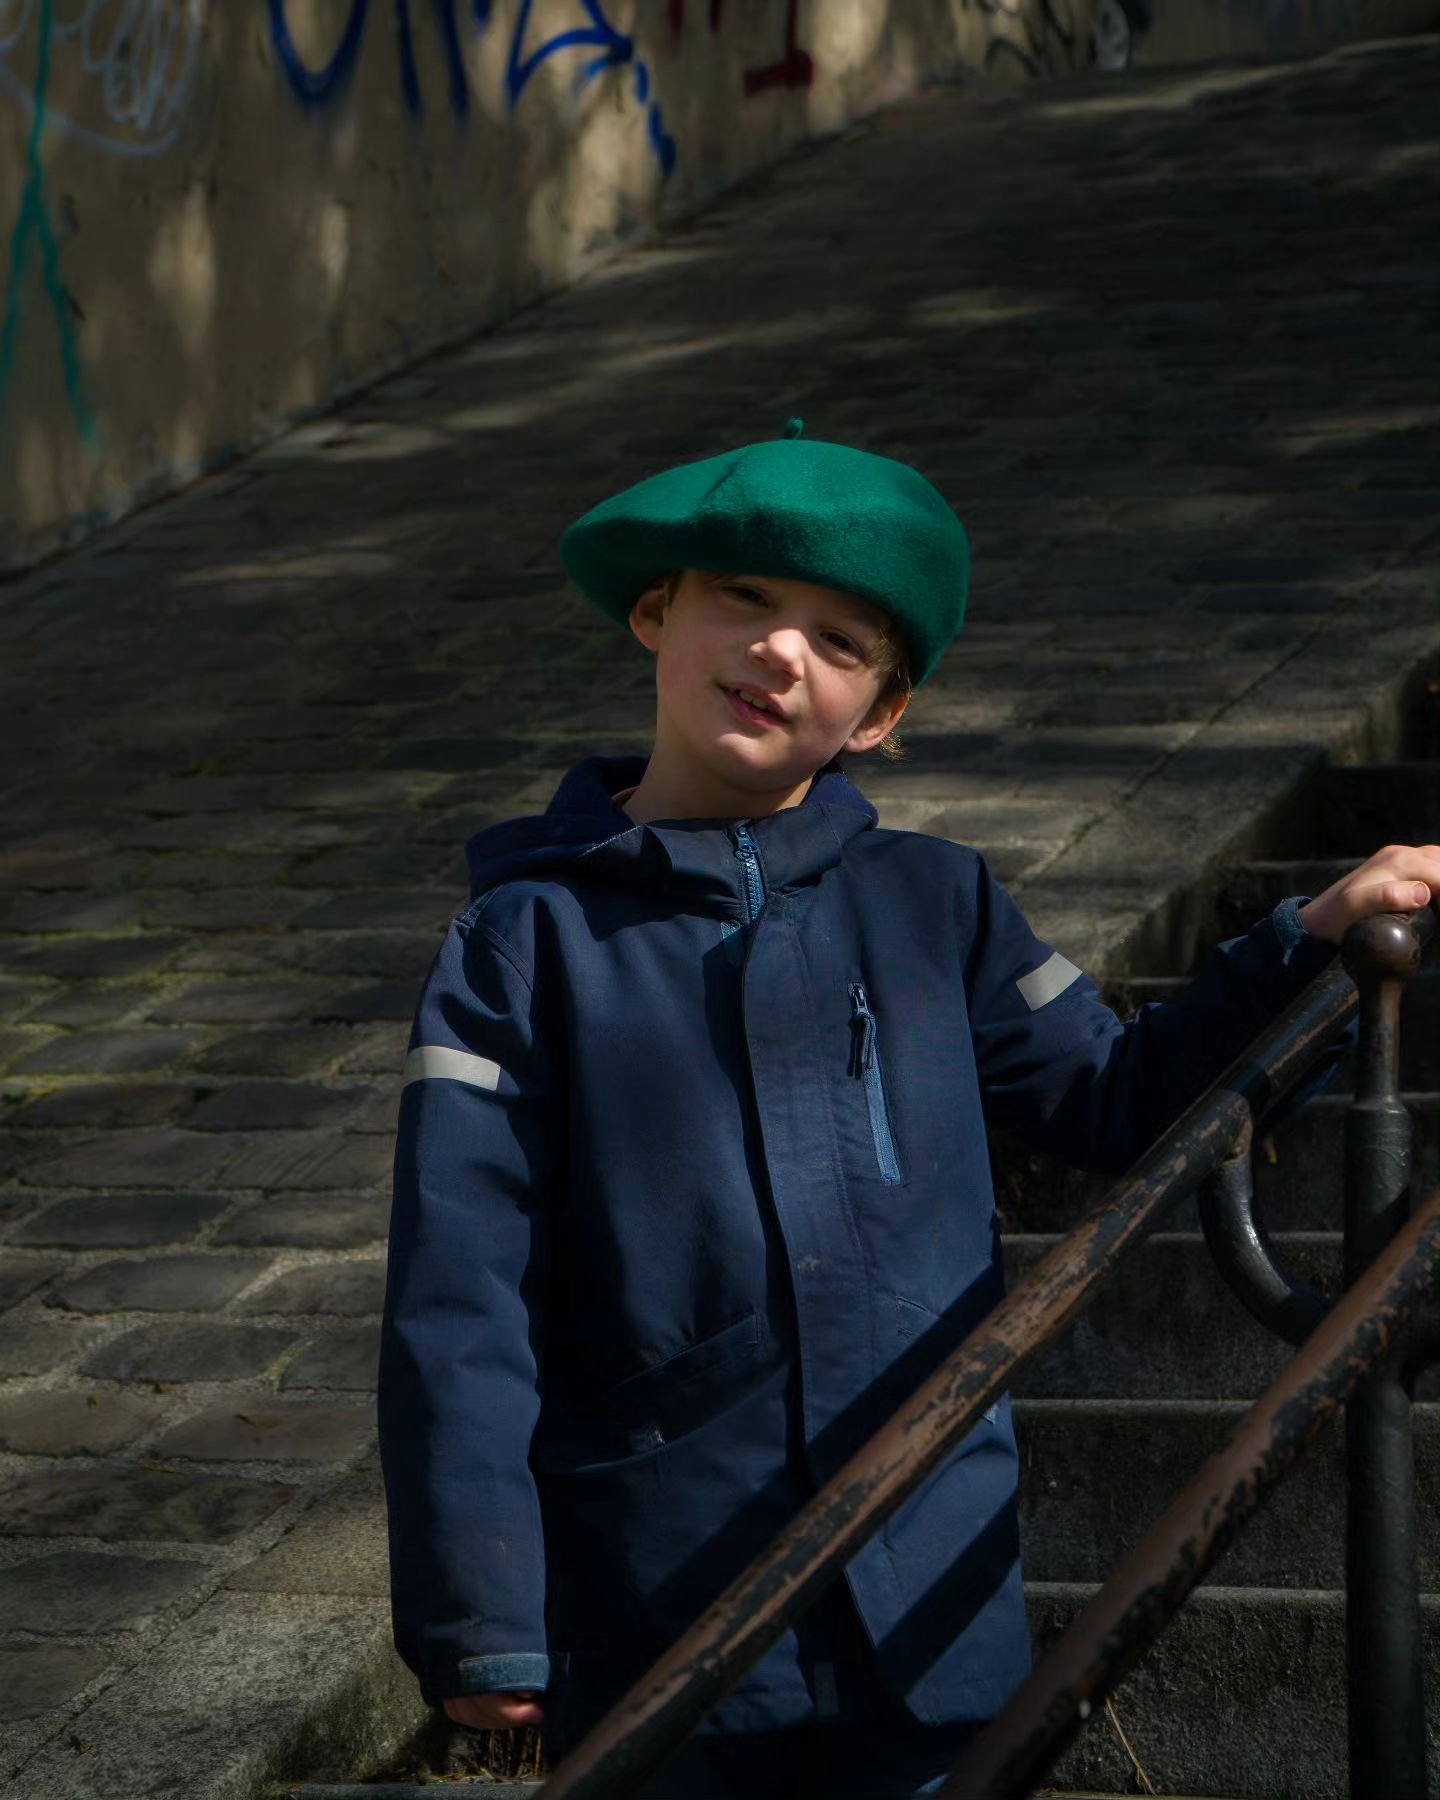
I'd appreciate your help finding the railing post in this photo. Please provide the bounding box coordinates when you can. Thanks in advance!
[1340,912,1428,1800]
[940,1185,1440,1800]
[1196,1118,1328,1347]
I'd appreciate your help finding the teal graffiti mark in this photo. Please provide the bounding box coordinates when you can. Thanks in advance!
[0,0,95,443]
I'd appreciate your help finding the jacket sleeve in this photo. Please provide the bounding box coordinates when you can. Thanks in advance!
[963,855,1341,1175]
[378,900,558,1705]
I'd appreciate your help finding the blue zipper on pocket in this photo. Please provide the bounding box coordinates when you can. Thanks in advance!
[849,982,901,1184]
[732,824,766,924]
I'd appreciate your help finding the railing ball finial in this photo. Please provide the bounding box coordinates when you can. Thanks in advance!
[1339,910,1428,987]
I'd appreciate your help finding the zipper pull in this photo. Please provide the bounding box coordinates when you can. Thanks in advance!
[849,983,876,1076]
[732,823,766,924]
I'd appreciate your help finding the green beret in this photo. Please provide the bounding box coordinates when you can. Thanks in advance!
[559,426,968,686]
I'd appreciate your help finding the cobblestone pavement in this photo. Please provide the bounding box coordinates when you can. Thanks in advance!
[2,32,1439,1799]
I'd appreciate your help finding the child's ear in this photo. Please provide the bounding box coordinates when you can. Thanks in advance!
[629,581,667,653]
[845,686,910,755]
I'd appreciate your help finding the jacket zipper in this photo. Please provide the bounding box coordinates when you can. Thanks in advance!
[732,824,766,925]
[849,983,902,1184]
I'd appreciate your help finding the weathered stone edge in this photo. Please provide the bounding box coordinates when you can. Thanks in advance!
[1018,608,1439,980]
[3,1589,426,1800]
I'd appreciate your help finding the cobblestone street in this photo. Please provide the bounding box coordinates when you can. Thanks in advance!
[1,32,1439,1799]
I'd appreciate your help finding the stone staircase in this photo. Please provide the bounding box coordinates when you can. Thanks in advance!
[1004,756,1440,1799]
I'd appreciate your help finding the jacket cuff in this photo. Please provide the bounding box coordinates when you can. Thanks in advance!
[454,1652,552,1696]
[1267,895,1336,972]
[1270,894,1311,954]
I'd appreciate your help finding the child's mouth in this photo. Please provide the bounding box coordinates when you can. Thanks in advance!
[722,685,788,729]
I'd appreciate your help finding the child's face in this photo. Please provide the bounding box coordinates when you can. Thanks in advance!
[628,570,908,815]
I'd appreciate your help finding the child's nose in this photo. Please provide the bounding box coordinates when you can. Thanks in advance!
[750,627,805,677]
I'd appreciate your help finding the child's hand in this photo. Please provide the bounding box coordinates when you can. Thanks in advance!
[443,1690,545,1730]
[1298,844,1440,945]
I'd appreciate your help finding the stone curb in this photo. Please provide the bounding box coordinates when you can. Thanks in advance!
[1012,607,1439,979]
[4,1590,425,1800]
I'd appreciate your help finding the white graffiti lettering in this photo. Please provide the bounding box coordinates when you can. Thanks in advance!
[0,0,204,157]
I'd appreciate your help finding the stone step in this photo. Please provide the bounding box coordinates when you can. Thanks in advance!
[1030,1584,1440,1799]
[1005,1231,1439,1402]
[1316,761,1440,857]
[993,1091,1440,1235]
[285,1788,540,1799]
[1013,1398,1440,1589]
[1106,967,1439,1090]
[999,763,1440,1798]
[290,1788,1238,1799]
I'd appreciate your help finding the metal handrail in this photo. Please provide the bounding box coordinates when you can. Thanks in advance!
[1190,908,1437,1799]
[946,1177,1440,1799]
[538,916,1419,1800]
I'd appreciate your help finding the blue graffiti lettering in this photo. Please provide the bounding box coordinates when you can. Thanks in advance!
[269,0,675,175]
[267,0,371,107]
[502,2,674,176]
[268,0,470,117]
[505,0,628,103]
[394,0,421,113]
[430,0,471,115]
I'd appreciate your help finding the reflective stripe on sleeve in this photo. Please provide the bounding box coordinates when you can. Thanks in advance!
[402,1045,503,1091]
[1016,951,1082,1011]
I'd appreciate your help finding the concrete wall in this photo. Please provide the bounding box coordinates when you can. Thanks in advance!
[0,0,1103,572]
[1122,0,1440,67]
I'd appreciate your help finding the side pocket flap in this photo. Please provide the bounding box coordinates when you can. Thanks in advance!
[607,1310,761,1427]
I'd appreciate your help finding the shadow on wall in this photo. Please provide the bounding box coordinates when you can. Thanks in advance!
[0,0,1103,573]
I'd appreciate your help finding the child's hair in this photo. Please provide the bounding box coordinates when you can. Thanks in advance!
[869,627,912,764]
[659,569,911,761]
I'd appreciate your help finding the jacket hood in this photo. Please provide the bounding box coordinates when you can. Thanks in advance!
[465,755,878,905]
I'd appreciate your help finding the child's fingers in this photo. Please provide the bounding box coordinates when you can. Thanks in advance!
[1358,848,1439,916]
[442,1696,486,1727]
[1338,878,1430,928]
[1301,847,1439,943]
[494,1696,545,1727]
[442,1691,545,1729]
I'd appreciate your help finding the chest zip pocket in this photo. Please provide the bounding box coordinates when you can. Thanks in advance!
[849,983,901,1185]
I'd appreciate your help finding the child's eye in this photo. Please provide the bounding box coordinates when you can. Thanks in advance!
[822,630,863,658]
[724,584,768,606]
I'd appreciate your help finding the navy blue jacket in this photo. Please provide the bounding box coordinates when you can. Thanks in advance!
[378,755,1335,1742]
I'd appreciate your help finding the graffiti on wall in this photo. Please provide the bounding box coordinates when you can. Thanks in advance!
[503,1,676,175]
[1091,0,1150,69]
[0,0,203,155]
[269,0,819,176]
[0,0,202,437]
[268,0,679,175]
[957,0,1091,77]
[666,0,814,93]
[268,0,479,120]
[0,1,818,444]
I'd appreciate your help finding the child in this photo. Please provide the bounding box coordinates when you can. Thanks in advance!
[378,426,1438,1800]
